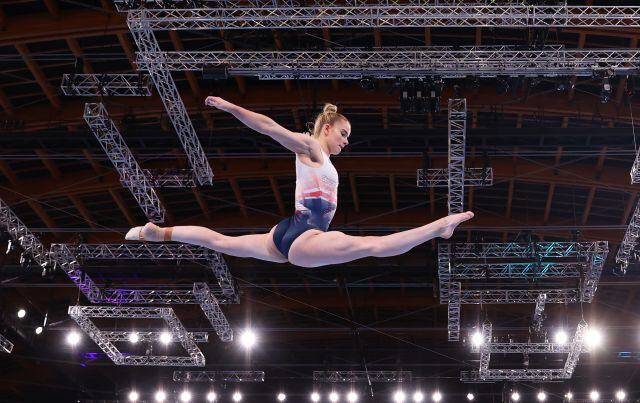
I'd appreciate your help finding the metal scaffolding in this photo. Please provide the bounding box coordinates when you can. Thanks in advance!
[83,103,165,223]
[464,320,589,382]
[61,74,151,97]
[313,371,412,383]
[173,371,265,383]
[447,98,466,214]
[128,16,214,186]
[0,198,49,269]
[0,333,14,354]
[54,243,239,304]
[135,46,640,78]
[632,151,640,185]
[100,330,209,343]
[417,167,492,188]
[122,169,196,188]
[193,283,233,342]
[532,293,547,334]
[120,4,640,29]
[616,193,640,273]
[68,305,205,366]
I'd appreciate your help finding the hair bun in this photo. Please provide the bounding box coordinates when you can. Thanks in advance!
[323,103,338,114]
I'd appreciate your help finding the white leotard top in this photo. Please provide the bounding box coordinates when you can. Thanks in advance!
[294,150,339,231]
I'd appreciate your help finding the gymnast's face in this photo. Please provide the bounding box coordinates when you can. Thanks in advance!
[323,119,351,155]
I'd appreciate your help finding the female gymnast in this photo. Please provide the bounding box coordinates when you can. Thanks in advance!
[125,96,474,268]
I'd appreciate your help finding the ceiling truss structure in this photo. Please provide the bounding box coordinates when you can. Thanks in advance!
[173,371,266,383]
[61,74,152,97]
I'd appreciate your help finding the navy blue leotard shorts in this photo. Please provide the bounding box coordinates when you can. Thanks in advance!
[272,214,321,259]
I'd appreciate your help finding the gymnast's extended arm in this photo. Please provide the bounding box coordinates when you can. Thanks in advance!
[205,96,317,156]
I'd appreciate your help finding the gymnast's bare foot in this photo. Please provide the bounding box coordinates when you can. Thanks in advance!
[438,211,474,239]
[125,222,164,242]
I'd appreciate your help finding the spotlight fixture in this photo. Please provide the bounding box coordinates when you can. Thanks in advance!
[537,391,547,402]
[207,391,217,402]
[470,331,483,347]
[66,331,81,347]
[17,309,26,319]
[394,390,407,403]
[154,390,167,403]
[565,392,573,401]
[347,391,358,403]
[589,390,600,401]
[496,76,510,95]
[159,331,172,345]
[179,390,192,402]
[35,326,43,335]
[616,390,626,401]
[432,391,442,402]
[239,329,257,349]
[129,332,139,344]
[466,393,475,401]
[585,327,603,348]
[233,392,243,402]
[311,392,321,402]
[278,393,287,402]
[511,391,520,402]
[554,329,568,345]
[360,77,376,91]
[128,390,139,402]
[413,391,424,403]
[329,391,339,403]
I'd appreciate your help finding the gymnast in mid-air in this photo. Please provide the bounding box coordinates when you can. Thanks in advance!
[126,96,474,268]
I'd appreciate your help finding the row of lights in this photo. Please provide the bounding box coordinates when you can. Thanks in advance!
[15,308,46,335]
[508,390,628,402]
[470,327,604,348]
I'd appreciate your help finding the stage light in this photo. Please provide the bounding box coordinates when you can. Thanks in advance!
[17,309,26,319]
[66,331,81,347]
[537,391,547,401]
[311,392,320,402]
[179,390,192,402]
[432,391,442,402]
[347,391,358,403]
[616,390,626,401]
[394,390,406,403]
[565,392,573,401]
[585,327,603,348]
[129,332,139,344]
[278,393,287,402]
[511,392,520,402]
[35,326,43,335]
[233,392,243,402]
[329,391,339,403]
[589,390,599,401]
[159,331,172,345]
[128,390,139,402]
[470,331,483,347]
[413,391,424,402]
[239,329,257,349]
[554,329,568,345]
[154,390,166,402]
[207,391,217,402]
[466,393,475,401]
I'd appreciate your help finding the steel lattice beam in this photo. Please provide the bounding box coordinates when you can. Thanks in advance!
[173,371,265,383]
[83,102,165,223]
[0,333,14,354]
[616,193,640,273]
[313,371,412,383]
[128,16,214,186]
[448,98,466,214]
[68,305,205,366]
[122,169,195,188]
[193,283,233,342]
[120,4,640,29]
[135,46,640,78]
[532,293,547,333]
[61,74,152,97]
[448,281,461,341]
[417,168,492,188]
[100,330,209,343]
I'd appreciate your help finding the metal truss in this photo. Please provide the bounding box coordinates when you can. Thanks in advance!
[447,98,466,214]
[445,241,608,259]
[0,333,14,354]
[128,16,213,185]
[457,289,580,304]
[135,47,640,78]
[441,262,586,280]
[173,371,265,383]
[122,4,640,29]
[68,305,205,366]
[313,371,412,383]
[417,168,492,188]
[532,293,546,334]
[193,283,233,342]
[0,198,49,268]
[448,281,461,341]
[83,102,165,223]
[100,331,209,343]
[464,320,589,382]
[61,74,151,97]
[53,243,239,304]
[616,194,640,273]
[122,169,196,188]
[632,151,640,185]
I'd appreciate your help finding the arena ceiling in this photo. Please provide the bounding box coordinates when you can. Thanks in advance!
[1,1,640,402]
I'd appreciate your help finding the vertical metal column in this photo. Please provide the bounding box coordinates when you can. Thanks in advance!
[447,99,467,214]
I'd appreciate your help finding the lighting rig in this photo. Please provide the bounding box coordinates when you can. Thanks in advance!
[398,77,443,114]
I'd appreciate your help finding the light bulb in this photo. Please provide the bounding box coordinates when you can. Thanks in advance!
[159,331,172,344]
[413,391,424,403]
[207,391,217,402]
[233,392,243,402]
[17,309,26,319]
[511,392,520,402]
[466,393,475,401]
[432,392,442,402]
[179,390,192,402]
[129,332,139,344]
[278,393,287,402]
[616,390,626,401]
[128,390,139,402]
[66,331,81,346]
[589,390,600,401]
[154,390,166,402]
[537,391,547,402]
[471,331,483,346]
[394,390,406,403]
[554,329,568,345]
[347,391,358,403]
[311,392,320,402]
[35,326,43,335]
[329,391,339,403]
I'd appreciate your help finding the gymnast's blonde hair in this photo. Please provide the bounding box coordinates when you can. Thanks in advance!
[308,103,349,138]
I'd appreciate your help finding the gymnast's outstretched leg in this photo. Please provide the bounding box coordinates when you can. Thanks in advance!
[125,223,287,263]
[287,211,474,268]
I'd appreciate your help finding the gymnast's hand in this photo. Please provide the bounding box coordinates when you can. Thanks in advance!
[205,96,234,112]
